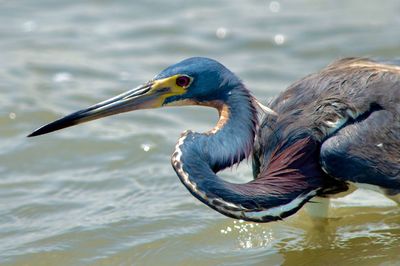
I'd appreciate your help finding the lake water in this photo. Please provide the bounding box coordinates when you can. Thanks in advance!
[1,0,400,265]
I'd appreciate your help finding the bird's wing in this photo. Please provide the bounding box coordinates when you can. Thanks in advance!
[240,137,346,220]
[320,109,400,192]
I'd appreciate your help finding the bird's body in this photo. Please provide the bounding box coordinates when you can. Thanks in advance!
[253,58,400,212]
[29,57,400,222]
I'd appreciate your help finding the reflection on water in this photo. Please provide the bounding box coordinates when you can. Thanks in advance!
[218,206,400,265]
[1,0,400,265]
[220,220,274,249]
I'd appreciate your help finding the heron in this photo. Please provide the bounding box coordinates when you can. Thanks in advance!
[29,57,400,222]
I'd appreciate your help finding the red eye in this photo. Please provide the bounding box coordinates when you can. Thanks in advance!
[176,76,191,87]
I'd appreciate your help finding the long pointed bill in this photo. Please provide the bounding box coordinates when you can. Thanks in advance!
[28,76,185,137]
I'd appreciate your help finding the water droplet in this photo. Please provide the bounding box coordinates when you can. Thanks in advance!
[140,144,151,152]
[269,1,281,13]
[53,72,73,83]
[22,21,37,32]
[274,34,285,45]
[216,27,228,39]
[9,112,16,120]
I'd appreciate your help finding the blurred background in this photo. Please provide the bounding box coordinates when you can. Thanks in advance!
[1,0,400,265]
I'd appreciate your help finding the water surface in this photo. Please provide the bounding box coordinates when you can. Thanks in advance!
[1,0,400,265]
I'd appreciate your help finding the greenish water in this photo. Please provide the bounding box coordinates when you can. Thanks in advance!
[1,0,400,265]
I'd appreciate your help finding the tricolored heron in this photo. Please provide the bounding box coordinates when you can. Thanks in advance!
[29,57,400,222]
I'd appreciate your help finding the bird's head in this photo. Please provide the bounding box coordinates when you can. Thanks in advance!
[28,57,242,137]
[154,57,241,105]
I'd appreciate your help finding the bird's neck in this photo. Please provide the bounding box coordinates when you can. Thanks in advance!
[196,86,258,172]
[172,84,258,172]
[171,84,267,220]
[171,85,323,222]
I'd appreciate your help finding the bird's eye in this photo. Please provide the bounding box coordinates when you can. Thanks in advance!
[176,76,191,87]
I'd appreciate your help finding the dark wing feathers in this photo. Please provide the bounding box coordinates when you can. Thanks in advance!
[253,57,400,199]
[320,109,400,190]
[251,137,324,196]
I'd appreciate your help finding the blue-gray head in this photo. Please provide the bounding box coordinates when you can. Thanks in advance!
[155,57,243,105]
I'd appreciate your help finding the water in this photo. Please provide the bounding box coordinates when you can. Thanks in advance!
[1,0,400,265]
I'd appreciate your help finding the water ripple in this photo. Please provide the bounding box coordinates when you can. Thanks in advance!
[1,0,400,265]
